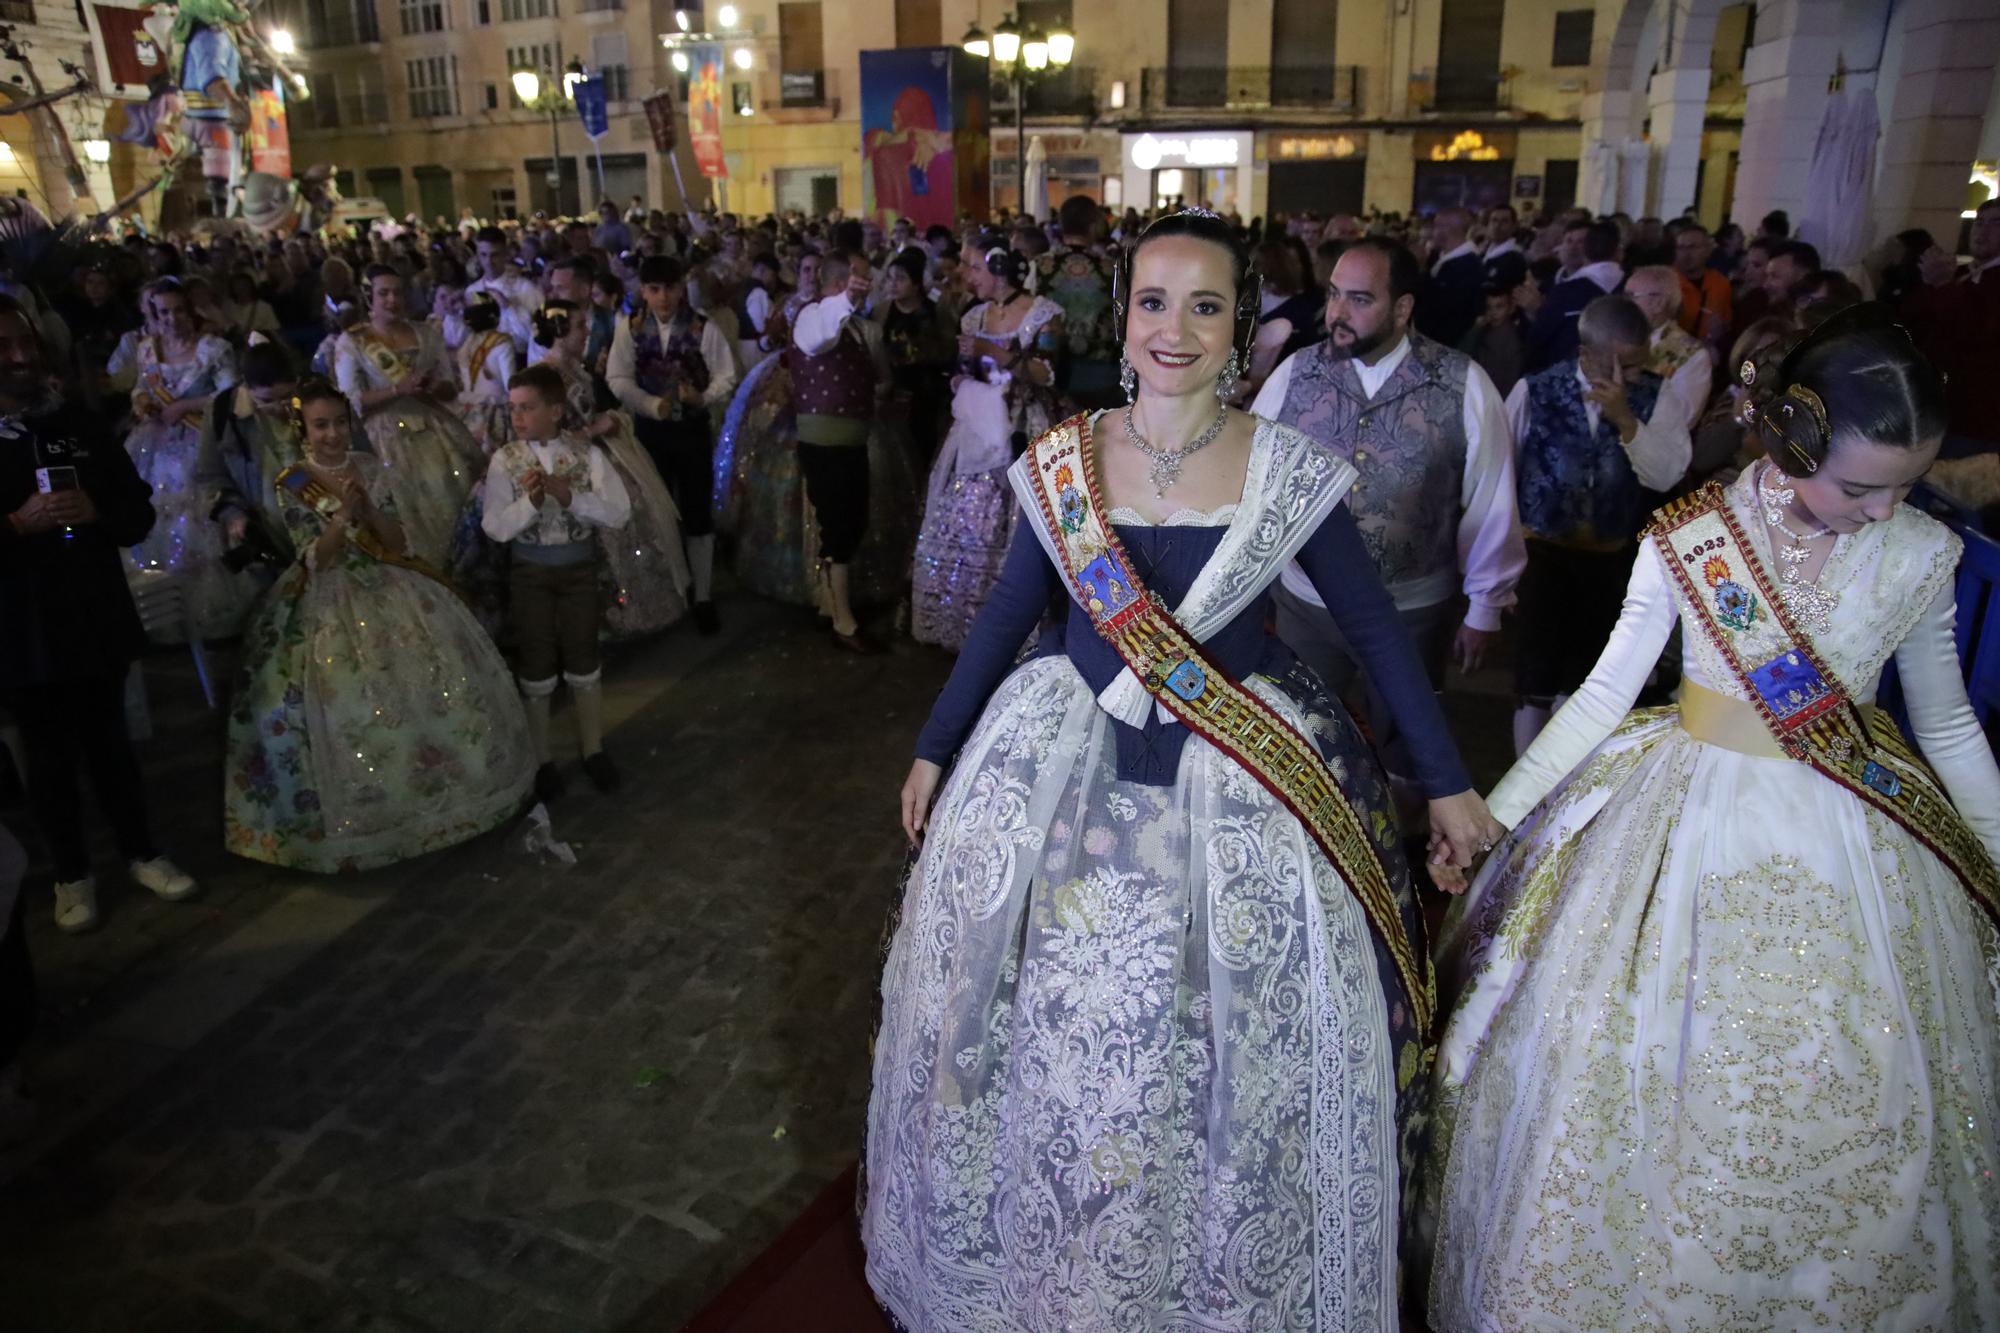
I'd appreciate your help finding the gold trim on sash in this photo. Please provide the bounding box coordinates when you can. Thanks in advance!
[1021,414,1436,1033]
[1650,483,2000,924]
[276,464,445,584]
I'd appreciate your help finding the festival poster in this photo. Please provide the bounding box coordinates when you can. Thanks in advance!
[686,43,726,179]
[247,84,291,176]
[860,47,962,231]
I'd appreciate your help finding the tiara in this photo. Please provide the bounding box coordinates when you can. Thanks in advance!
[1174,206,1224,220]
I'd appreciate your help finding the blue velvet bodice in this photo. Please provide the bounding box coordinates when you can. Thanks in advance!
[915,506,1473,795]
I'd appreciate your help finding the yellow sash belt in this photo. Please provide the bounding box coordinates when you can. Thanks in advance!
[1678,680,1895,762]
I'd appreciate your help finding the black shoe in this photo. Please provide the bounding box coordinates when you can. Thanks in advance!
[582,750,622,793]
[534,762,567,804]
[694,601,721,635]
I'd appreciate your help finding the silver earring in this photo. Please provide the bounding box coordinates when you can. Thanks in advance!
[1217,350,1242,401]
[1120,353,1137,403]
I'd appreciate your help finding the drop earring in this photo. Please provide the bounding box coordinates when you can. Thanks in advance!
[1217,350,1243,402]
[1120,353,1137,403]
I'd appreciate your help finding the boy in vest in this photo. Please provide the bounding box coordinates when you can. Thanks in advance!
[787,247,890,653]
[1507,294,1690,752]
[606,256,738,633]
[481,365,632,800]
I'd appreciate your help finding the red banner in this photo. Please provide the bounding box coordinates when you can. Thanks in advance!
[247,86,290,176]
[642,90,677,154]
[85,1,171,98]
[686,44,726,179]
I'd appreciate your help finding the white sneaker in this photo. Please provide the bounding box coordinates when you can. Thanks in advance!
[129,857,197,902]
[53,877,99,933]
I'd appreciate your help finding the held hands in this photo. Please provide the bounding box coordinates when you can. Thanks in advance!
[900,758,944,845]
[522,467,547,509]
[545,472,574,508]
[1424,790,1507,896]
[676,381,703,405]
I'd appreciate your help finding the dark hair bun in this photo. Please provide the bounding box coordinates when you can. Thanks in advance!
[1745,305,1946,473]
[984,246,1030,291]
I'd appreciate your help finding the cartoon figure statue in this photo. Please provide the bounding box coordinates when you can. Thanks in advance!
[172,0,253,217]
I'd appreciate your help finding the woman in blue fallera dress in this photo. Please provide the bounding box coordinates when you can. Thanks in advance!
[863,212,1505,1332]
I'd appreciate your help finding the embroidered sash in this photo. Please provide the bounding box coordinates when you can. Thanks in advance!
[466,332,509,391]
[1019,414,1435,1032]
[349,326,415,386]
[276,464,439,580]
[1650,483,2000,924]
[135,337,177,407]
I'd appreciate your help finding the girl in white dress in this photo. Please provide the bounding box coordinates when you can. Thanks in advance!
[1427,313,2000,1330]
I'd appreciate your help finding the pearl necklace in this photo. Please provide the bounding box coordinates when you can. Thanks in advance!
[1757,465,1840,633]
[1123,401,1230,497]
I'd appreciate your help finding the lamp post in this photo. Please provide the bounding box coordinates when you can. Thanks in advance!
[962,11,1073,217]
[511,59,584,215]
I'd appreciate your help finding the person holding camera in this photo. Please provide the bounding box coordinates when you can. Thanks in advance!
[196,339,304,576]
[0,296,198,933]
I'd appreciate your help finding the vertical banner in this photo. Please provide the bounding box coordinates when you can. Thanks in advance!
[860,47,985,231]
[686,44,727,179]
[951,49,992,225]
[573,76,609,140]
[642,89,677,153]
[247,81,291,176]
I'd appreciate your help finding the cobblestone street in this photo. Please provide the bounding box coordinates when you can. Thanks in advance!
[0,583,1515,1332]
[0,597,950,1332]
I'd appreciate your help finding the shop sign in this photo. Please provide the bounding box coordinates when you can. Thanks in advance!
[1129,134,1239,170]
[1272,134,1361,161]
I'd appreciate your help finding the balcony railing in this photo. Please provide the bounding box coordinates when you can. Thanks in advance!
[757,67,843,117]
[993,65,1097,122]
[1140,66,1360,113]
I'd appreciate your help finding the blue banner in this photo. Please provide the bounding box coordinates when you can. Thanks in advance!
[574,76,609,140]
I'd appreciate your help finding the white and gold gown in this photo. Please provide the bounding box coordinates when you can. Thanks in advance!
[1427,466,2000,1331]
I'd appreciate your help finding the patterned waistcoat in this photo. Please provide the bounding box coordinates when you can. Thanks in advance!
[788,322,876,420]
[630,309,710,400]
[1516,362,1664,548]
[493,438,598,547]
[1276,333,1468,593]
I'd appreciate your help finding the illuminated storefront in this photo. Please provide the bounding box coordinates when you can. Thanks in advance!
[1121,131,1257,216]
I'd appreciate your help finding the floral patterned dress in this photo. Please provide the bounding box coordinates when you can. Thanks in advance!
[223,454,534,873]
[1426,467,2000,1329]
[547,352,691,638]
[109,329,256,638]
[910,296,1065,651]
[334,321,485,570]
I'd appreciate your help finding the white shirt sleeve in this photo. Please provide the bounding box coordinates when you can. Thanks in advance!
[791,292,859,356]
[700,318,738,407]
[1654,345,1713,438]
[1458,361,1526,632]
[745,286,773,334]
[480,448,539,543]
[1624,405,1694,492]
[1249,352,1298,420]
[1894,579,2000,864]
[605,317,664,420]
[1503,376,1531,458]
[568,443,632,530]
[1486,541,1680,827]
[332,335,369,417]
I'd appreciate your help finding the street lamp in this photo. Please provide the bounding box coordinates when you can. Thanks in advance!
[966,11,1074,215]
[513,61,580,215]
[81,138,110,164]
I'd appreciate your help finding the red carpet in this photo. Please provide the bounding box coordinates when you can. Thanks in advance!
[681,1163,892,1333]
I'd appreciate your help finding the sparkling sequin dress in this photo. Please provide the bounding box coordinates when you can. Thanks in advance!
[334,321,484,570]
[910,297,1064,651]
[224,454,533,872]
[1427,468,2000,1330]
[109,330,258,638]
[548,352,690,638]
[715,292,818,605]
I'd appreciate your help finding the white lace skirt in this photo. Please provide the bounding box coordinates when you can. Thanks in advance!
[1427,709,2000,1332]
[864,655,1414,1333]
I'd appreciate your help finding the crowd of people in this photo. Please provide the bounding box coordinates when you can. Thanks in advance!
[2,181,1998,1323]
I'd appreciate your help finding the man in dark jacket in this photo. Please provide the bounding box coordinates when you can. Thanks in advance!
[1526,219,1626,371]
[1417,206,1485,349]
[0,295,197,933]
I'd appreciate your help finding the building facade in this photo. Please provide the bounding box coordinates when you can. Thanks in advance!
[278,0,1998,249]
[0,0,124,222]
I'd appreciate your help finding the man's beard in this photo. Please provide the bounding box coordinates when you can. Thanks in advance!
[1327,323,1392,360]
